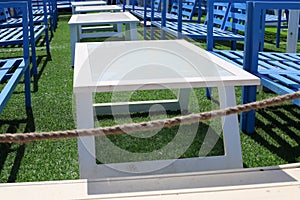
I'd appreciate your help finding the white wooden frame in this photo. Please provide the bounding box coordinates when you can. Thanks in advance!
[73,5,122,14]
[73,40,260,179]
[71,0,107,13]
[68,12,139,66]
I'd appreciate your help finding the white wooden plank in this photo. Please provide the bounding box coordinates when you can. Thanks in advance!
[0,164,300,200]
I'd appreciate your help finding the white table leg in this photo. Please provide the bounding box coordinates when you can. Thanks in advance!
[75,91,97,178]
[116,22,122,33]
[70,24,79,66]
[218,86,243,168]
[71,5,75,14]
[178,88,191,112]
[126,23,138,40]
[79,25,83,40]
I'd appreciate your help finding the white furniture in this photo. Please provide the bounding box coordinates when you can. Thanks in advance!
[73,40,260,180]
[72,5,123,55]
[68,12,139,66]
[71,0,107,13]
[73,5,122,14]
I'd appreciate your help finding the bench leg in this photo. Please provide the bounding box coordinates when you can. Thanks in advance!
[25,65,31,108]
[240,85,257,134]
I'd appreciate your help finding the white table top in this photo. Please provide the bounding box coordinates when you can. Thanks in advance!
[68,12,139,25]
[74,5,122,13]
[71,0,106,6]
[74,40,260,92]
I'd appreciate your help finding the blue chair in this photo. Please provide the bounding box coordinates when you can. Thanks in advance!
[152,0,245,47]
[210,0,300,134]
[31,0,58,32]
[0,1,31,114]
[132,0,200,22]
[0,0,50,76]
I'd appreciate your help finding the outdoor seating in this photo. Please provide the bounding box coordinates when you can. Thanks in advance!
[151,1,246,49]
[0,0,300,198]
[31,0,58,32]
[0,1,31,115]
[0,0,51,76]
[210,0,300,134]
[131,0,200,23]
[3,0,54,31]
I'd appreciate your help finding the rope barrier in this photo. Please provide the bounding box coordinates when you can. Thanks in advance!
[1,91,300,144]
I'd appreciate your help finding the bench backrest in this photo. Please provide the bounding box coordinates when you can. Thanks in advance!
[0,2,30,57]
[153,0,161,11]
[0,0,49,26]
[204,2,230,28]
[222,3,247,34]
[0,7,10,22]
[170,0,197,20]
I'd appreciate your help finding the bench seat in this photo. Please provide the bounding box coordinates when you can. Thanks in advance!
[151,2,245,47]
[211,50,300,106]
[0,16,49,28]
[131,0,199,22]
[0,25,46,46]
[0,58,31,113]
[152,20,244,41]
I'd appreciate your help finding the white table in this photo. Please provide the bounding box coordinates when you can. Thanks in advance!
[74,5,122,14]
[71,0,107,13]
[68,12,139,66]
[73,40,260,179]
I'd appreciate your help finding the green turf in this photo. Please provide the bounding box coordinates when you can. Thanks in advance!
[0,14,300,183]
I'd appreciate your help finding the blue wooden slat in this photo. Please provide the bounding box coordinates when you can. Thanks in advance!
[0,59,26,112]
[286,74,300,84]
[0,59,19,81]
[269,74,299,86]
[267,60,300,72]
[261,52,299,61]
[0,24,46,46]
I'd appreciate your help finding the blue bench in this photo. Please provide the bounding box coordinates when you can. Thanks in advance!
[131,0,200,23]
[153,0,286,50]
[152,0,246,48]
[119,0,146,11]
[31,0,58,32]
[130,0,161,18]
[0,1,31,114]
[211,0,300,134]
[0,0,50,76]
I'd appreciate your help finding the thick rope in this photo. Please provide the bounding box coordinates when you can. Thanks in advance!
[1,91,300,144]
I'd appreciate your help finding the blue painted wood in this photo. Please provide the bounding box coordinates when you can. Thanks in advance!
[152,1,247,50]
[211,50,300,133]
[0,0,51,76]
[131,0,199,22]
[0,1,31,113]
[207,0,300,134]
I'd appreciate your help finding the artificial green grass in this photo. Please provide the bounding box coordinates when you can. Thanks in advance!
[0,14,300,183]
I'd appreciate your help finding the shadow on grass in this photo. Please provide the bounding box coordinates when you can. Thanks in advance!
[0,107,35,182]
[33,54,52,92]
[96,110,224,164]
[246,104,300,164]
